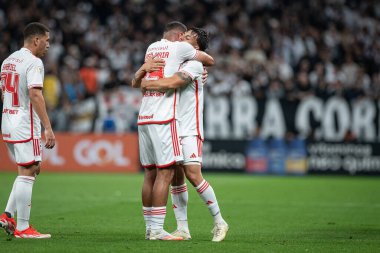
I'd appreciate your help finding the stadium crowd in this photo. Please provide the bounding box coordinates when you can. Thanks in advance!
[1,0,380,133]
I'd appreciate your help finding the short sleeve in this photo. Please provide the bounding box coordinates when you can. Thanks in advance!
[27,59,44,89]
[177,42,197,62]
[179,61,203,81]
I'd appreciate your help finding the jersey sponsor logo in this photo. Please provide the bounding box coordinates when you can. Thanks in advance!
[2,63,16,72]
[138,114,154,120]
[190,153,197,158]
[2,108,19,115]
[143,91,165,97]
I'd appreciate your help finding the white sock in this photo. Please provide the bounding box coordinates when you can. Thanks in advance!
[196,180,225,224]
[142,206,152,232]
[171,184,189,231]
[5,179,18,217]
[150,206,166,231]
[15,176,35,231]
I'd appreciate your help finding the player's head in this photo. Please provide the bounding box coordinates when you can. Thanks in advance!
[23,22,50,58]
[163,21,187,42]
[183,27,209,51]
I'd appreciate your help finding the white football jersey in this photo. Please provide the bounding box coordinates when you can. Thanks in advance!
[1,48,44,142]
[177,60,204,139]
[137,39,198,125]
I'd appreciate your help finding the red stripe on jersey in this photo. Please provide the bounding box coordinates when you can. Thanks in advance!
[195,80,201,138]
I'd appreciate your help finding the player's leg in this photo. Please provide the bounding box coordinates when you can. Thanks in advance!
[149,122,183,240]
[8,139,51,239]
[142,167,156,239]
[0,144,17,235]
[138,125,156,239]
[182,136,229,242]
[170,165,191,239]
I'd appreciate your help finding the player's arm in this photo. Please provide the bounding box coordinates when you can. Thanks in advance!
[141,71,192,91]
[29,87,55,149]
[194,51,215,67]
[131,57,165,88]
[179,42,215,67]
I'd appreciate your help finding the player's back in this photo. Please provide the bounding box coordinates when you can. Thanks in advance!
[138,39,197,125]
[1,48,44,142]
[178,60,204,139]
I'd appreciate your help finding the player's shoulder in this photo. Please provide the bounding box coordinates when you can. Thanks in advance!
[182,60,203,70]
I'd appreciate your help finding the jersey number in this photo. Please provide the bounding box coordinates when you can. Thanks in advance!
[1,72,20,107]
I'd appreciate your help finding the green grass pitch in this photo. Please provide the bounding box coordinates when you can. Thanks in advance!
[0,172,379,253]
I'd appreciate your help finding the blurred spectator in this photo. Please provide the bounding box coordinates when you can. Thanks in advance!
[0,0,380,133]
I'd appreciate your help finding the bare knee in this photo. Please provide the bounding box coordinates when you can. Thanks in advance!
[184,164,203,187]
[157,167,175,183]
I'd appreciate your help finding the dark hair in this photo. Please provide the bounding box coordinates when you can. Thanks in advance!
[189,27,209,51]
[23,22,50,40]
[164,21,187,33]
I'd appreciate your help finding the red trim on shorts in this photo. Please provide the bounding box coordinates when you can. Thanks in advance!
[156,160,176,169]
[142,164,156,169]
[17,160,37,166]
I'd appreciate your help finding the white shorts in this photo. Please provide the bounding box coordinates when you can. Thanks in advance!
[181,135,203,164]
[6,138,42,166]
[138,121,183,168]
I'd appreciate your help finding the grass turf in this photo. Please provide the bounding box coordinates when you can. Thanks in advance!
[0,172,379,253]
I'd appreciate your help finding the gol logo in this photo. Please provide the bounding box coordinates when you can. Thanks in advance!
[74,140,130,166]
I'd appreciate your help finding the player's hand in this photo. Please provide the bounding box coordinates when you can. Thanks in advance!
[144,56,165,72]
[141,79,148,89]
[202,68,208,85]
[44,128,55,149]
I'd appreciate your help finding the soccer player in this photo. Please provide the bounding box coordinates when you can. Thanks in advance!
[141,27,229,242]
[0,22,55,239]
[132,21,214,240]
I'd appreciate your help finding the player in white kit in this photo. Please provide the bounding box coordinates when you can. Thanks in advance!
[0,22,55,239]
[132,21,214,240]
[141,27,229,242]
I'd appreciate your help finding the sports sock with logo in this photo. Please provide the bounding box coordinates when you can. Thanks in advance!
[171,184,189,231]
[150,206,166,231]
[15,176,35,231]
[196,180,225,224]
[142,206,152,232]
